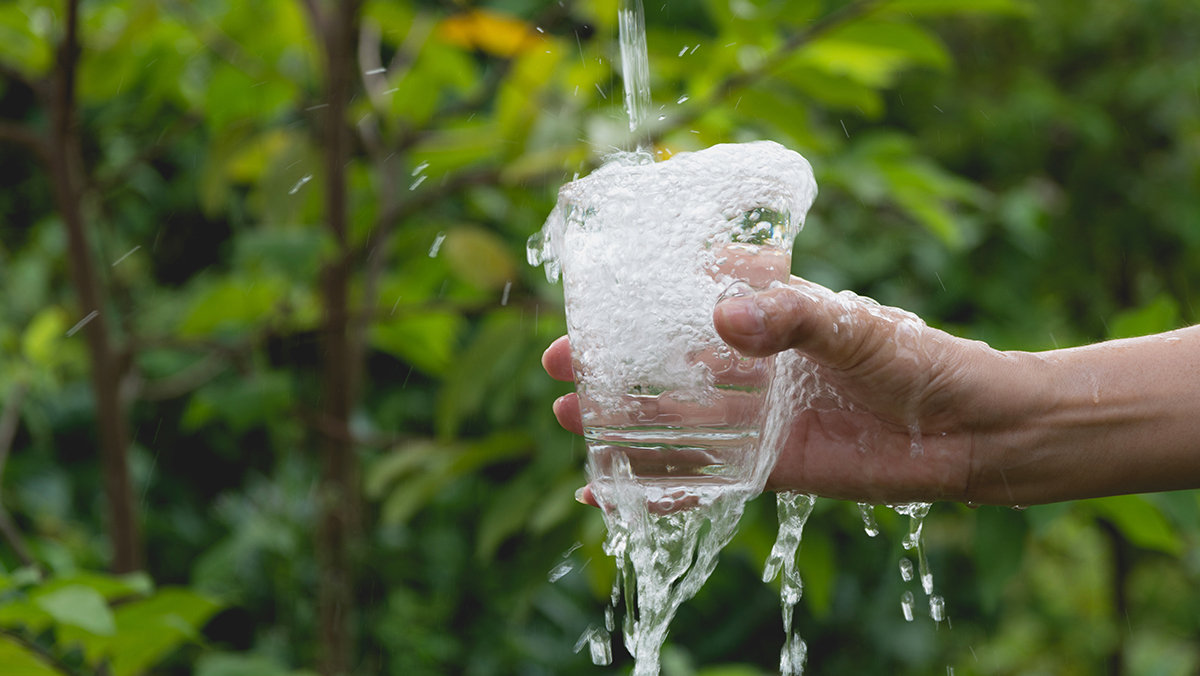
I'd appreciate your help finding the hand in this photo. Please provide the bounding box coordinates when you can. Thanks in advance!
[543,276,1017,505]
[546,276,1200,506]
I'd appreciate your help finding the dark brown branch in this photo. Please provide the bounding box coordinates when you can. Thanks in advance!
[0,121,47,160]
[314,1,364,674]
[0,382,34,567]
[300,0,326,33]
[133,353,229,402]
[50,0,141,574]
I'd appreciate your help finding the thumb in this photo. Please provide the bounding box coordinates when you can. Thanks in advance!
[713,278,881,370]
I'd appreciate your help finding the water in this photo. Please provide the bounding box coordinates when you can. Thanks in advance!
[529,142,816,676]
[858,502,880,537]
[618,0,651,136]
[529,142,816,497]
[762,492,816,676]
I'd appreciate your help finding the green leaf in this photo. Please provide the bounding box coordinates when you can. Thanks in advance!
[20,307,68,368]
[75,588,223,676]
[876,0,1031,16]
[34,584,116,636]
[370,311,466,376]
[779,65,885,117]
[364,440,440,500]
[442,226,517,292]
[795,21,949,89]
[1107,294,1181,339]
[0,6,52,75]
[180,276,289,337]
[974,506,1028,612]
[0,600,53,634]
[37,572,151,603]
[195,651,317,676]
[0,635,59,676]
[436,310,527,438]
[476,470,541,560]
[181,372,295,432]
[205,63,296,132]
[1086,495,1184,556]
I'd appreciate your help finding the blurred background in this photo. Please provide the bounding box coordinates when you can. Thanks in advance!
[0,0,1198,674]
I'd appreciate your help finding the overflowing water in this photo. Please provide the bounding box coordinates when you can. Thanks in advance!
[529,2,948,672]
[529,141,816,676]
[762,492,816,676]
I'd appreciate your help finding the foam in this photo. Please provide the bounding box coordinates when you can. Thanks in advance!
[528,142,817,408]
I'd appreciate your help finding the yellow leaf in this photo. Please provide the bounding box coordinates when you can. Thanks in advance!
[439,9,539,58]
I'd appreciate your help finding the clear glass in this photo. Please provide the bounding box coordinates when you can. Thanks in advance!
[530,143,813,508]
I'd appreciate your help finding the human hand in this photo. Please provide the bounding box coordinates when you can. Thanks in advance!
[548,276,1200,507]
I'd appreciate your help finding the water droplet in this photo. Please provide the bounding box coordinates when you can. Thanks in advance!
[428,232,446,257]
[901,591,915,622]
[930,594,946,622]
[858,502,879,537]
[364,67,386,75]
[548,560,573,582]
[288,174,313,195]
[411,161,429,176]
[409,175,427,191]
[501,281,512,305]
[899,557,914,582]
[677,95,689,104]
[678,46,688,57]
[573,626,612,666]
[658,115,666,121]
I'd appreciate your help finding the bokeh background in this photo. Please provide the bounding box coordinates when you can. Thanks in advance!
[1,0,1199,674]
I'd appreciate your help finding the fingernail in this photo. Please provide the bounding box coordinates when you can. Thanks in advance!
[574,486,588,504]
[715,295,766,336]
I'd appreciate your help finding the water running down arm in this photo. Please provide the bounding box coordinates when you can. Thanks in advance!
[544,277,1200,506]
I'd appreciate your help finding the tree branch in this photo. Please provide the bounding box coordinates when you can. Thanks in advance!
[50,0,142,574]
[0,121,47,161]
[0,382,34,567]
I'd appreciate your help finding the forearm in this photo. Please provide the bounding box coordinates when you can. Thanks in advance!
[968,325,1200,505]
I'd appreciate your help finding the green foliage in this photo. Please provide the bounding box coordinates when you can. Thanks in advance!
[0,567,221,675]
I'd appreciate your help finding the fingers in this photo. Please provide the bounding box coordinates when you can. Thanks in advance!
[713,278,893,371]
[541,335,575,382]
[553,392,585,435]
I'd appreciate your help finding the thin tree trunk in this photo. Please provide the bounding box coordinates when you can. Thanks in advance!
[49,0,141,574]
[311,1,363,673]
[0,383,34,566]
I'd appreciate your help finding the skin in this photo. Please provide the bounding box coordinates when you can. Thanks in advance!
[544,276,1200,507]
